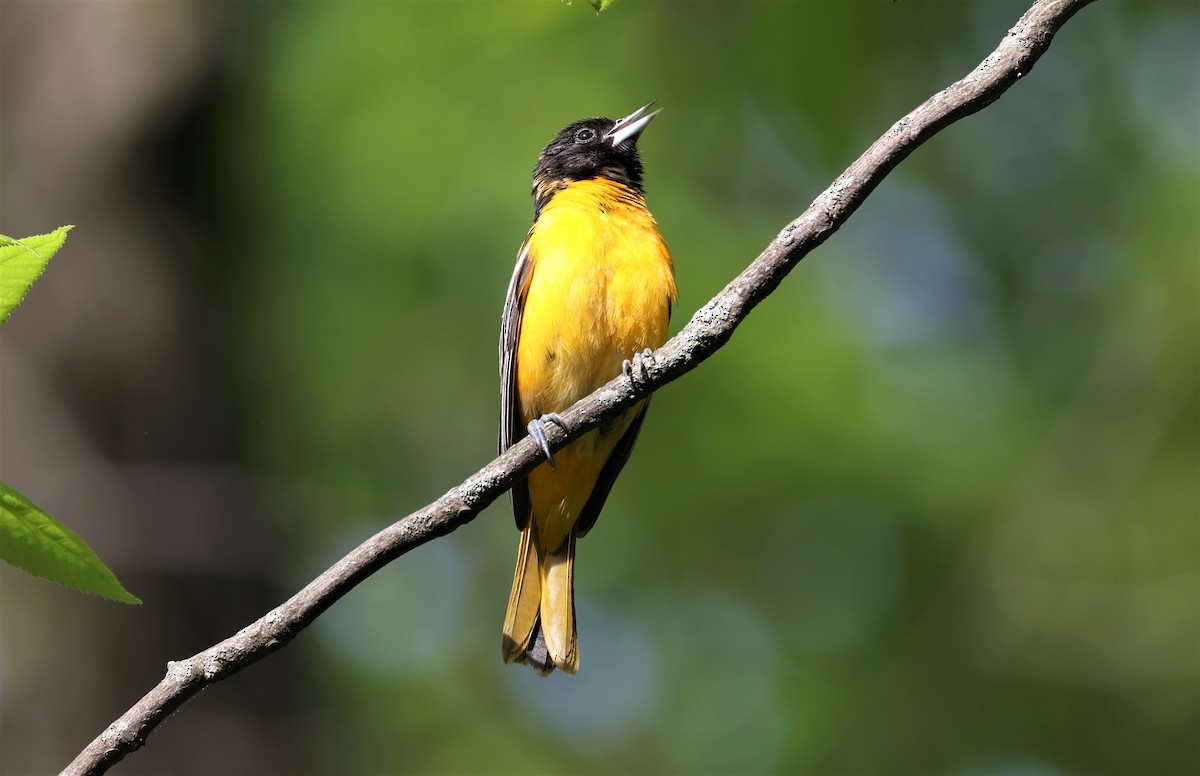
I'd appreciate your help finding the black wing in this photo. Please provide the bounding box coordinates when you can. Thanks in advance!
[575,402,651,538]
[499,237,534,529]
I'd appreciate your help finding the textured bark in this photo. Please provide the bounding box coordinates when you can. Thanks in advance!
[62,1,1100,773]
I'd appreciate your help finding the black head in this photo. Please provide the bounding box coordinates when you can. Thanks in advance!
[532,102,661,216]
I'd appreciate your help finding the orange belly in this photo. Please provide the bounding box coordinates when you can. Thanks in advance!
[516,178,676,549]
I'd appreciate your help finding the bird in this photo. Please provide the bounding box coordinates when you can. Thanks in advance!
[499,102,677,675]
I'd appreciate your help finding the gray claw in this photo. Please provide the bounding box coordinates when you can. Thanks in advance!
[527,413,567,471]
[622,348,657,389]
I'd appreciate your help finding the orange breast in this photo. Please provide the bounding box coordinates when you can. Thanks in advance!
[516,178,676,548]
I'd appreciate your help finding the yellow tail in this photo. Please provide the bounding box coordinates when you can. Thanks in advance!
[501,522,578,675]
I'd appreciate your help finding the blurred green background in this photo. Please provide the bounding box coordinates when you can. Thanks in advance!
[1,1,1196,774]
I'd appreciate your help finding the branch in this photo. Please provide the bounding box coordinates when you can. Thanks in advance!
[63,1,1099,773]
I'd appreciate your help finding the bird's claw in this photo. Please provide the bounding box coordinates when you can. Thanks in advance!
[622,348,656,390]
[527,413,567,472]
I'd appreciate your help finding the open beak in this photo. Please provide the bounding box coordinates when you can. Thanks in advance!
[605,101,662,148]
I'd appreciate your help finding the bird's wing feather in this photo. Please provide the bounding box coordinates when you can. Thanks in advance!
[574,402,650,538]
[500,235,534,529]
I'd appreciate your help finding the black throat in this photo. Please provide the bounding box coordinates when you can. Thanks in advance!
[530,116,646,221]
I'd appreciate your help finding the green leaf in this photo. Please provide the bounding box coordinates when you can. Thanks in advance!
[0,481,142,604]
[0,225,73,324]
[589,0,617,12]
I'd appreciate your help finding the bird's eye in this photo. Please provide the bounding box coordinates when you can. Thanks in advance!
[575,128,597,143]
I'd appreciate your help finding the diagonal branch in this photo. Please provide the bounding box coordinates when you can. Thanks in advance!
[63,1,1099,773]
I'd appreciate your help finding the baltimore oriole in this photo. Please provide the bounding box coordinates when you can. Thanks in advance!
[499,102,677,674]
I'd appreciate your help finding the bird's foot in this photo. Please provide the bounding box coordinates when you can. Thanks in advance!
[622,348,656,391]
[527,413,567,472]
